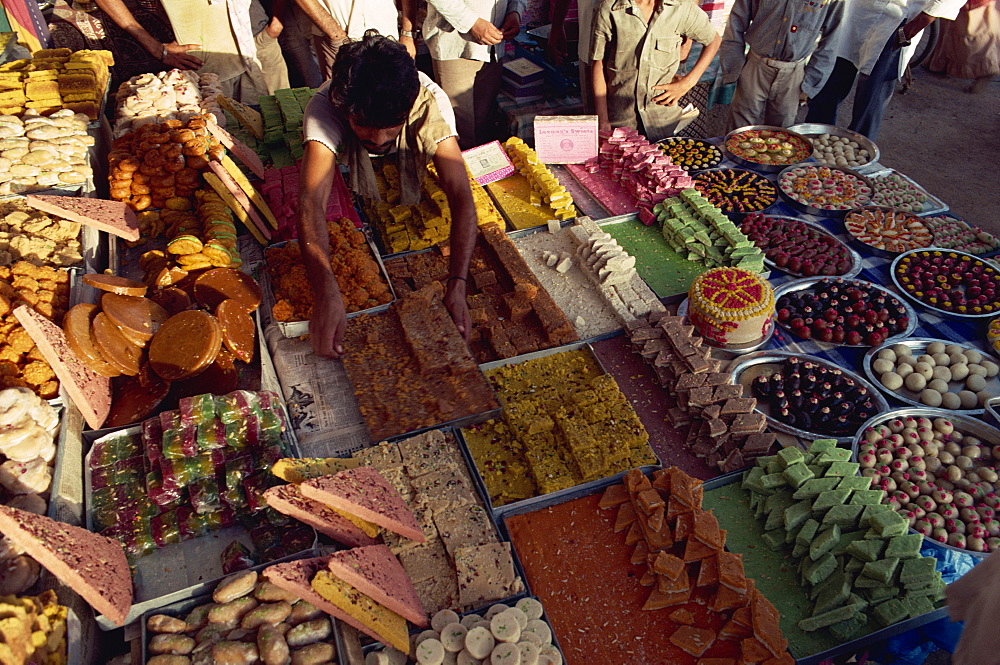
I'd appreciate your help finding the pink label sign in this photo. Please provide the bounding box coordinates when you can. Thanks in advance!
[534,115,599,164]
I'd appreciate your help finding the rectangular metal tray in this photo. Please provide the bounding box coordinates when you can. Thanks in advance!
[866,167,949,216]
[483,171,580,232]
[86,404,311,629]
[258,231,397,338]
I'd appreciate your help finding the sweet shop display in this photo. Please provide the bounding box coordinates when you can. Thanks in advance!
[844,208,933,254]
[0,48,113,119]
[658,136,723,171]
[867,340,999,410]
[0,197,83,267]
[462,348,656,507]
[921,215,1000,255]
[656,189,766,271]
[361,162,504,254]
[805,132,874,169]
[725,127,812,168]
[740,213,856,277]
[692,169,778,213]
[0,590,69,665]
[113,69,224,137]
[778,165,873,212]
[144,570,340,665]
[267,218,392,322]
[893,249,1000,317]
[0,110,94,195]
[687,267,774,347]
[869,173,929,212]
[384,222,577,363]
[856,413,1000,555]
[341,285,499,441]
[775,277,912,346]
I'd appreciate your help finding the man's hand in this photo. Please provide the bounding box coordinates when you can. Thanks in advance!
[500,11,520,40]
[308,288,348,358]
[469,18,503,45]
[161,42,205,70]
[547,22,566,65]
[265,15,283,38]
[399,34,417,58]
[444,278,470,342]
[652,78,694,106]
[799,91,808,105]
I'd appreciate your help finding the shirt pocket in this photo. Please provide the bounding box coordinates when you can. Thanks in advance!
[649,35,681,72]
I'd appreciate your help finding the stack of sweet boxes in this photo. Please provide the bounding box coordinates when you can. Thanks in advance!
[503,137,575,220]
[658,190,765,272]
[584,127,695,221]
[626,313,777,472]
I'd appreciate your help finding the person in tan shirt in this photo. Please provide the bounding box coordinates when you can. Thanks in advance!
[590,0,721,141]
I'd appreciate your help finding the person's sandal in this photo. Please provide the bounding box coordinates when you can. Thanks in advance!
[967,76,991,94]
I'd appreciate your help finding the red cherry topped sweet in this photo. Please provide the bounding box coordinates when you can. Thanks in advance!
[776,278,910,346]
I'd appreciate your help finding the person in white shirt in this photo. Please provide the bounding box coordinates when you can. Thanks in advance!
[804,0,966,140]
[291,0,418,78]
[424,0,527,149]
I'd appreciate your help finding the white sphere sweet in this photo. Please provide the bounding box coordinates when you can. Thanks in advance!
[921,389,943,407]
[881,372,904,390]
[905,373,928,391]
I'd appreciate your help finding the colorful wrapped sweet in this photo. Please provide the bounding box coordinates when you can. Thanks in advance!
[180,393,216,425]
[221,540,256,574]
[197,419,226,451]
[151,510,181,547]
[243,471,273,513]
[223,455,252,508]
[146,469,183,507]
[190,475,221,514]
[143,417,164,465]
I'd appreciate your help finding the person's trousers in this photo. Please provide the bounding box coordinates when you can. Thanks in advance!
[804,56,858,126]
[432,57,502,150]
[279,3,322,87]
[579,61,593,114]
[254,30,290,94]
[726,50,806,132]
[314,35,346,82]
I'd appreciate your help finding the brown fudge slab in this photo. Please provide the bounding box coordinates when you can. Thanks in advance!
[454,542,519,608]
[410,468,475,515]
[398,539,453,584]
[713,385,744,402]
[14,305,110,429]
[412,572,460,615]
[432,503,495,557]
[263,484,376,548]
[731,413,767,434]
[300,467,425,542]
[325,544,428,627]
[720,398,757,416]
[0,505,131,626]
[352,442,403,467]
[25,194,140,241]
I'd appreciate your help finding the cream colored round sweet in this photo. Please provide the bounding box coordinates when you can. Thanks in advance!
[927,379,950,394]
[927,342,947,355]
[873,358,895,374]
[914,363,934,380]
[966,374,987,393]
[893,343,913,357]
[877,349,897,362]
[917,354,936,367]
[881,372,904,390]
[932,365,952,382]
[959,391,979,409]
[941,392,963,410]
[983,360,999,377]
[905,373,928,391]
[968,364,988,377]
[921,389,943,407]
[978,390,993,406]
[951,363,971,382]
[964,349,984,364]
[896,363,915,379]
[949,352,968,366]
[932,353,951,366]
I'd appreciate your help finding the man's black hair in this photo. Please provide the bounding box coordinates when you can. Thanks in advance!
[328,30,421,129]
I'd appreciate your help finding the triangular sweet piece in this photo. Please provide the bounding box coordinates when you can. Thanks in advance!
[263,484,377,548]
[631,541,650,565]
[732,606,753,628]
[325,545,428,627]
[642,586,691,610]
[718,618,753,641]
[217,94,265,138]
[651,551,685,580]
[625,522,643,546]
[25,194,139,241]
[647,505,665,533]
[639,568,656,587]
[264,557,375,638]
[657,570,691,594]
[669,471,699,508]
[751,590,787,657]
[311,569,410,652]
[614,502,638,532]
[696,554,720,588]
[668,495,694,523]
[712,584,751,613]
[206,122,266,178]
[624,468,652,494]
[300,467,425,542]
[693,510,724,549]
[645,524,674,551]
[668,608,696,625]
[741,637,773,663]
[683,536,717,563]
[718,551,748,594]
[674,511,695,542]
[271,457,362,483]
[599,483,631,509]
[651,468,671,493]
[636,489,666,515]
[0,506,132,626]
[670,626,716,657]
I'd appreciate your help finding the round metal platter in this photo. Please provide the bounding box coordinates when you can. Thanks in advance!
[677,298,775,354]
[850,407,1000,559]
[740,214,862,278]
[862,337,1000,415]
[723,125,813,173]
[891,248,1000,319]
[657,137,723,171]
[787,123,881,173]
[730,350,890,443]
[693,168,778,214]
[773,276,919,348]
[776,164,874,217]
[843,206,934,259]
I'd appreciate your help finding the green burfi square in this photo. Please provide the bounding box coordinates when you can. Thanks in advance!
[873,598,908,627]
[871,510,909,538]
[766,501,795,531]
[813,489,852,511]
[742,467,769,495]
[810,525,842,561]
[796,519,820,547]
[824,504,865,527]
[814,570,852,615]
[784,500,814,532]
[862,558,901,585]
[765,490,795,512]
[783,462,815,489]
[786,519,805,544]
[756,454,776,469]
[824,461,861,477]
[808,439,838,454]
[838,476,875,491]
[762,528,786,551]
[885,534,924,560]
[855,573,893,588]
[794,477,842,500]
[863,586,899,603]
[846,538,885,563]
[792,541,809,558]
[816,448,853,465]
[845,556,866,573]
[833,530,868,555]
[850,490,886,506]
[765,458,783,475]
[861,503,893,527]
[829,615,869,642]
[901,594,936,619]
[810,561,847,600]
[900,557,937,586]
[798,602,860,632]
[803,552,837,585]
[761,472,787,490]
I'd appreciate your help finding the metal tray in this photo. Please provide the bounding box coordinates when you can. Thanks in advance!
[723,125,814,173]
[862,337,1000,415]
[484,172,579,232]
[656,136,724,171]
[87,408,311,629]
[730,350,890,443]
[260,233,397,338]
[677,297,775,355]
[787,123,881,174]
[739,214,862,279]
[843,206,935,258]
[550,164,611,221]
[692,167,779,214]
[915,211,1000,259]
[773,276,919,348]
[850,407,1000,560]
[703,471,950,665]
[891,248,1000,319]
[866,168,949,216]
[776,164,874,217]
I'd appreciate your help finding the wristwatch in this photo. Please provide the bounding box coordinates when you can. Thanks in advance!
[400,29,418,38]
[896,25,912,47]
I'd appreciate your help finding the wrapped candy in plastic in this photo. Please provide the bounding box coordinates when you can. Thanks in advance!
[91,488,118,533]
[258,410,283,448]
[262,527,314,562]
[196,419,226,451]
[90,464,115,491]
[146,470,180,507]
[222,455,252,508]
[88,437,119,470]
[264,506,291,527]
[180,393,216,426]
[249,523,282,553]
[113,456,146,490]
[119,495,160,524]
[258,391,288,432]
[190,475,222,515]
[254,445,284,468]
[151,510,181,547]
[217,390,263,424]
[159,411,185,459]
[243,471,274,513]
[142,416,163,466]
[220,540,256,574]
[117,432,143,461]
[223,421,247,450]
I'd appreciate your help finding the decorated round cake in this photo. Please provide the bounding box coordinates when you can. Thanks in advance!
[688,267,775,346]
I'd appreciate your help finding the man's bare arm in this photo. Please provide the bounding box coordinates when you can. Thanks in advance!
[95,0,204,69]
[432,137,477,340]
[292,0,348,41]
